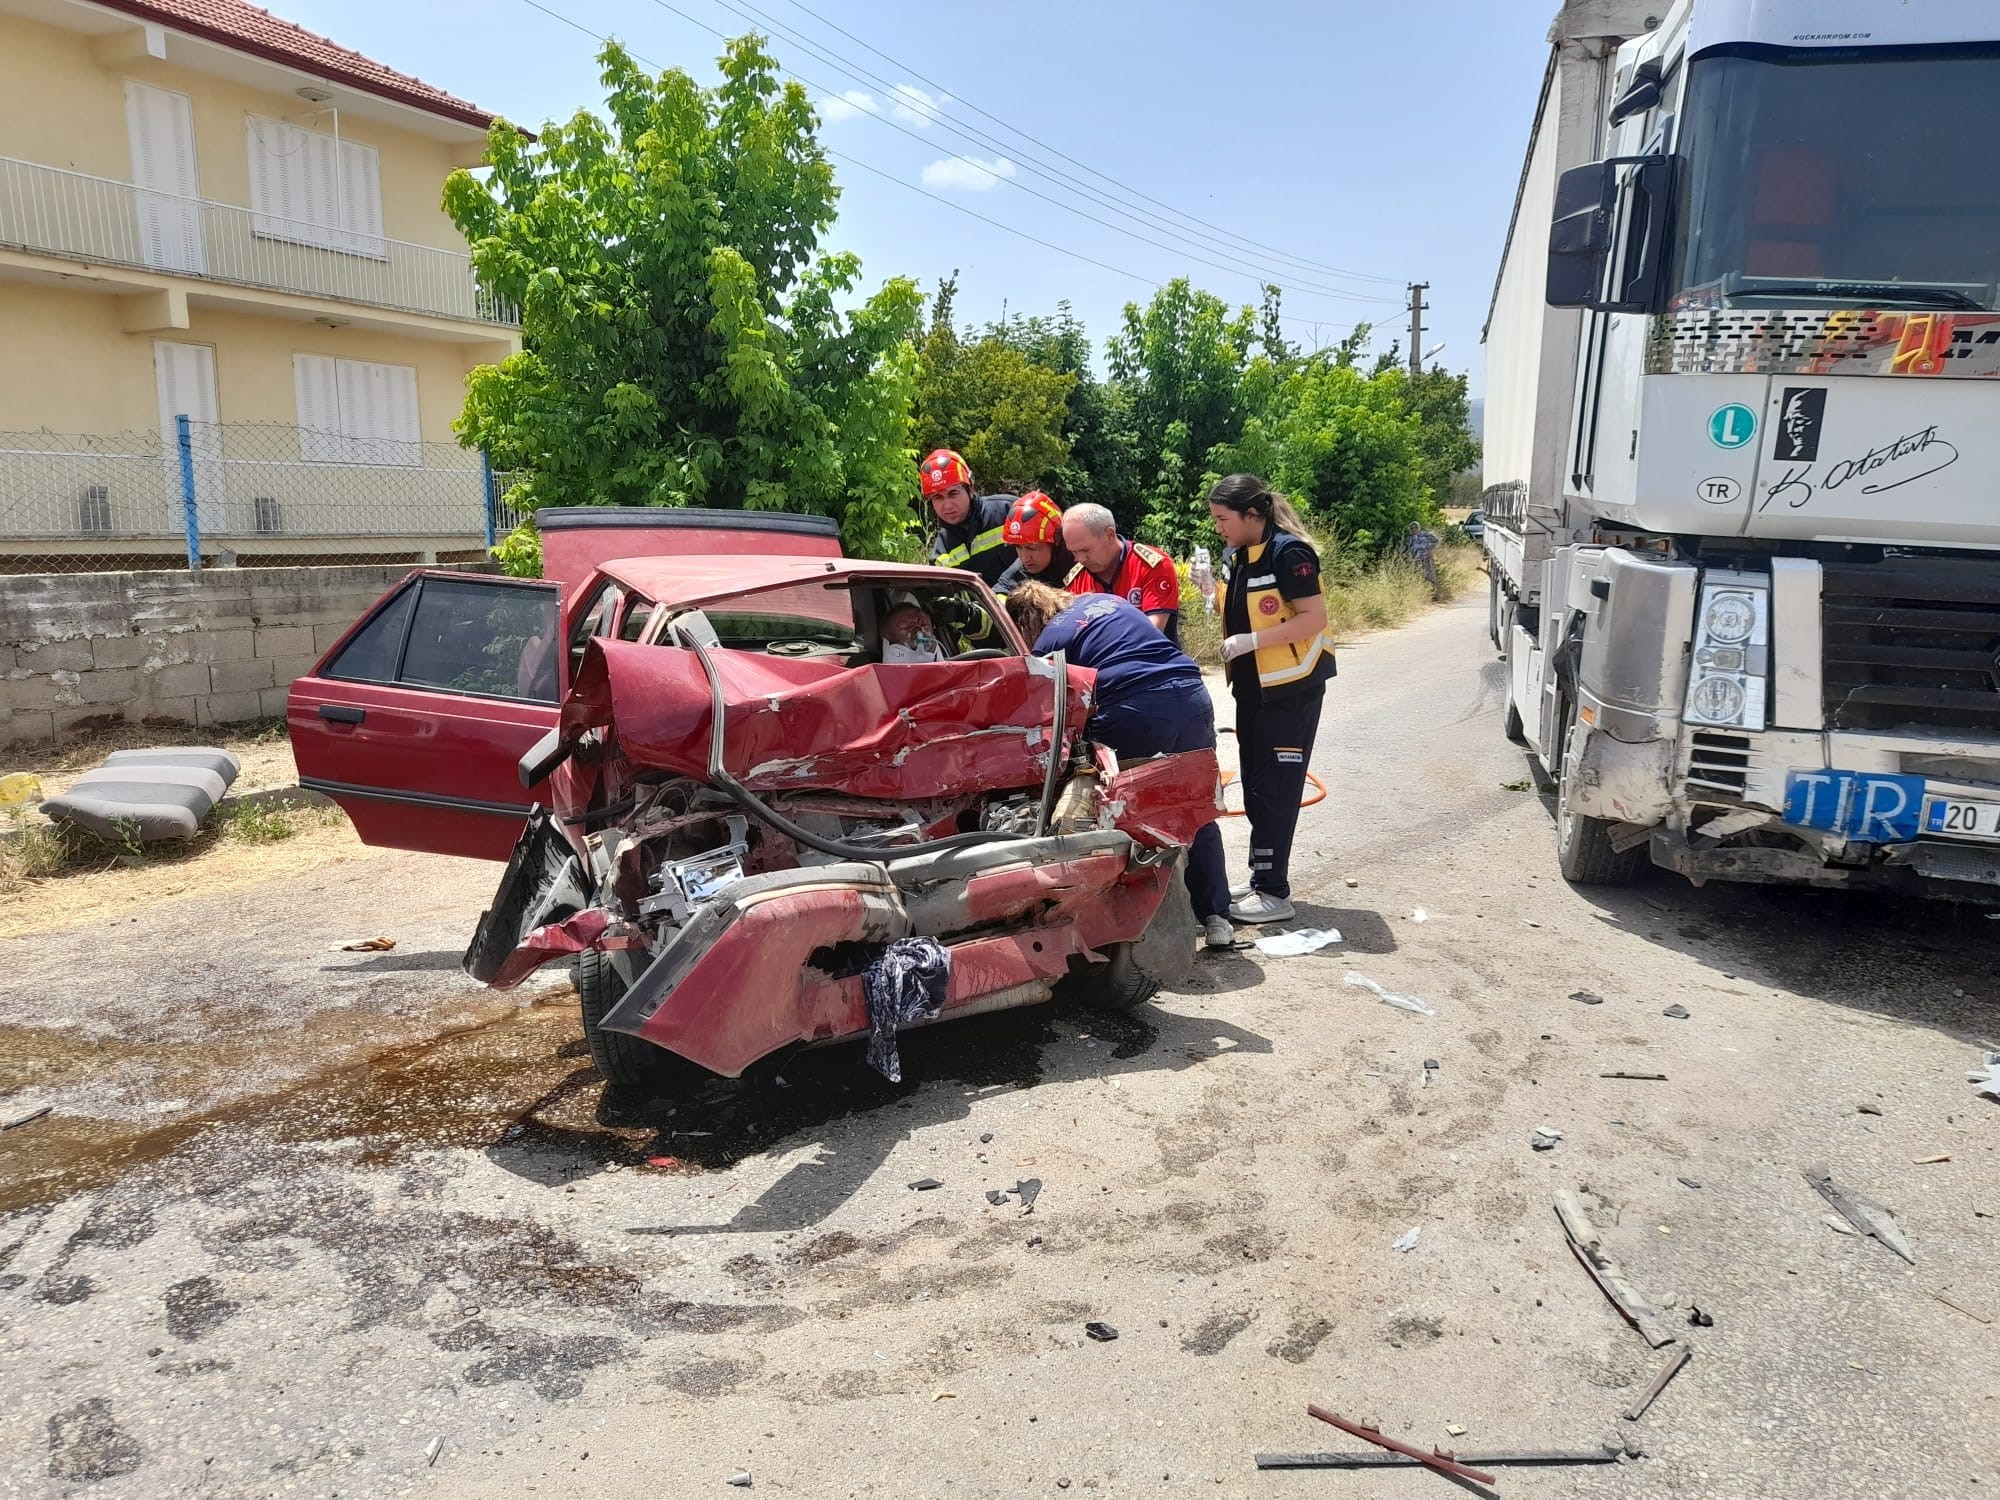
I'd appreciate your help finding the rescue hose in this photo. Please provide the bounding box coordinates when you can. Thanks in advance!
[674,619,1050,862]
[1213,727,1327,817]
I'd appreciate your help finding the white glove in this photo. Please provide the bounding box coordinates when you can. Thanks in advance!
[1221,633,1257,663]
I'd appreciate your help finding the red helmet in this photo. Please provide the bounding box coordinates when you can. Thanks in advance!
[919,449,973,498]
[1003,492,1061,547]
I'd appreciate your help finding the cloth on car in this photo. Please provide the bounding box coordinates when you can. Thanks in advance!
[863,936,953,1081]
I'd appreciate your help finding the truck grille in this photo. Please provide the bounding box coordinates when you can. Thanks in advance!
[1687,731,1753,795]
[1822,558,2000,734]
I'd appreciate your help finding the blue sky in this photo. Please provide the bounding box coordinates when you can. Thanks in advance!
[288,0,1551,396]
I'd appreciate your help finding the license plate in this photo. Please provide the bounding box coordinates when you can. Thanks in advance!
[1926,797,2000,839]
[1783,770,1925,841]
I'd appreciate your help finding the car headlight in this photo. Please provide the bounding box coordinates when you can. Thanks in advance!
[1684,573,1768,729]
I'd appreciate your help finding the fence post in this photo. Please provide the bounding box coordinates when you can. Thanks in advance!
[480,448,498,552]
[176,413,201,571]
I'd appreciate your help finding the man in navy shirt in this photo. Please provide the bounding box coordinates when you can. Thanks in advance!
[1005,583,1231,949]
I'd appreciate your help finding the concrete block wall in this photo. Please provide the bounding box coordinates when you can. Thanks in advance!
[0,565,429,745]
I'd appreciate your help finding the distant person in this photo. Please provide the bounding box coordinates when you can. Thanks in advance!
[1406,520,1441,598]
[920,448,1013,591]
[1004,581,1233,950]
[1062,502,1182,644]
[1208,474,1336,925]
[994,492,1076,595]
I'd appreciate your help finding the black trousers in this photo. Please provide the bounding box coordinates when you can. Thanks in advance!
[1233,684,1325,900]
[1092,697,1230,922]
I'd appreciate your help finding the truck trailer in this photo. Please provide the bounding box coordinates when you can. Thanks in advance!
[1482,0,2000,896]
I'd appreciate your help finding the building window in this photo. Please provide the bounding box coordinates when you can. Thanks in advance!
[246,115,386,258]
[294,354,421,466]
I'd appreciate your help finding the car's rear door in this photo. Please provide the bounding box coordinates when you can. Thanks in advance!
[287,572,562,860]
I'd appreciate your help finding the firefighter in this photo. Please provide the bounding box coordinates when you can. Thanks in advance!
[1004,581,1234,951]
[1062,502,1183,644]
[994,491,1076,595]
[920,448,1014,591]
[1207,473,1336,925]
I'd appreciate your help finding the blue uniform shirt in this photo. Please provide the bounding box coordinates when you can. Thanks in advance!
[1033,595,1204,733]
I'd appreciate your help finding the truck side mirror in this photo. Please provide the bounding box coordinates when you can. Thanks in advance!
[1546,156,1675,314]
[1546,162,1615,307]
[1608,58,1664,126]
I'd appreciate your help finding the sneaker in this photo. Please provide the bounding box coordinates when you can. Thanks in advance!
[1228,891,1296,924]
[1229,880,1255,900]
[1202,915,1237,949]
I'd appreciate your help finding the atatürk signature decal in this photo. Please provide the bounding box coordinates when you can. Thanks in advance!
[1823,425,1959,495]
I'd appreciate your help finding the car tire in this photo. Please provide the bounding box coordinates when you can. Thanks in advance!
[1554,697,1647,886]
[1065,942,1160,1012]
[576,947,680,1095]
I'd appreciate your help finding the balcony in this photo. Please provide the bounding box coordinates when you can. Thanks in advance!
[0,155,517,328]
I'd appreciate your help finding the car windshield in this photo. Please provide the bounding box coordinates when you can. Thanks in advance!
[667,578,1009,661]
[1669,45,2000,311]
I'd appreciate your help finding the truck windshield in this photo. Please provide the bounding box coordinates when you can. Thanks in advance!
[1669,46,2000,312]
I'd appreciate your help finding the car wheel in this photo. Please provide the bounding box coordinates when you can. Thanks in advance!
[1063,942,1160,1012]
[576,947,681,1095]
[1554,697,1647,886]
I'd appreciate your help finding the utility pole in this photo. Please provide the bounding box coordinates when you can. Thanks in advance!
[1407,282,1429,376]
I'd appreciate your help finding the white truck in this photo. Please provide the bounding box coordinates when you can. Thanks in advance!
[1482,0,2000,897]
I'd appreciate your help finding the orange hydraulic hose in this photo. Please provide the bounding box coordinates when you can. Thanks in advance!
[1214,725,1325,816]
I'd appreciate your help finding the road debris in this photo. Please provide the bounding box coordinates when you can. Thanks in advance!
[1084,1322,1119,1342]
[1014,1177,1042,1213]
[932,1390,958,1401]
[1687,1307,1714,1328]
[337,936,396,952]
[3,1104,52,1130]
[1822,1213,1857,1236]
[1676,1177,1702,1189]
[1445,1424,1467,1437]
[1257,1446,1624,1471]
[1532,1127,1563,1152]
[1555,1189,1676,1349]
[908,1178,943,1192]
[1344,972,1436,1016]
[1931,1289,1992,1324]
[1305,1408,1497,1487]
[1858,1102,1884,1116]
[1804,1164,1914,1264]
[423,1436,444,1467]
[1969,1053,2000,1101]
[1623,1347,1692,1421]
[1601,1071,1668,1081]
[726,1470,753,1487]
[1256,927,1342,957]
[865,937,952,1082]
[1344,877,1360,888]
[1662,1004,1690,1020]
[1408,908,1430,923]
[1913,1154,1951,1165]
[1392,1227,1421,1252]
[979,1132,994,1144]
[1571,990,1605,1005]
[985,1190,1009,1206]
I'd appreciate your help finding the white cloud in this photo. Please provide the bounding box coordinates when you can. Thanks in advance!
[920,154,1017,192]
[818,90,878,123]
[889,84,949,128]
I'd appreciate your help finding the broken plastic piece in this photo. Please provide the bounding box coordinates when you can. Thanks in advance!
[1968,1053,2000,1101]
[1408,908,1429,923]
[726,1471,753,1488]
[1662,1004,1690,1020]
[1687,1307,1713,1328]
[338,936,397,952]
[1255,927,1343,957]
[1803,1164,1914,1264]
[1532,1127,1563,1151]
[1084,1321,1118,1342]
[1014,1177,1042,1214]
[1677,1177,1702,1190]
[1570,990,1605,1005]
[1344,972,1436,1017]
[985,1190,1009,1206]
[1391,1227,1420,1252]
[979,1132,994,1144]
[908,1178,943,1191]
[424,1436,444,1467]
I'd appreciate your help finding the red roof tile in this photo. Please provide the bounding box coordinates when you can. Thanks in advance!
[89,0,497,131]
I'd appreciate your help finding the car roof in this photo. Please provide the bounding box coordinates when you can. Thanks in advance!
[592,554,989,608]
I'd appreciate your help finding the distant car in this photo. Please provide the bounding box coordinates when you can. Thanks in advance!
[287,508,1215,1095]
[1462,509,1486,543]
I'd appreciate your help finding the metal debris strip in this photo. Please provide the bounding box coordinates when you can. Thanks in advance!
[1803,1165,1914,1264]
[1555,1190,1677,1349]
[423,1437,444,1468]
[1305,1408,1498,1487]
[3,1104,52,1130]
[1257,1446,1627,1471]
[1623,1347,1693,1421]
[1601,1071,1668,1081]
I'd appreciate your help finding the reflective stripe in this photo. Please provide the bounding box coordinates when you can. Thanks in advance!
[934,525,1008,571]
[937,543,971,567]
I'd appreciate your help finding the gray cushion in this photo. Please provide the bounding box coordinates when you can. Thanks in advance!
[103,747,241,788]
[73,765,228,804]
[40,780,214,843]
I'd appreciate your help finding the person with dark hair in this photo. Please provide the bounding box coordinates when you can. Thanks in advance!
[1005,581,1233,950]
[919,448,1014,590]
[1206,473,1336,924]
[994,492,1076,595]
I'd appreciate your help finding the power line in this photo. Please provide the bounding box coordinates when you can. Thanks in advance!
[702,0,1399,293]
[767,0,1404,287]
[634,0,1399,305]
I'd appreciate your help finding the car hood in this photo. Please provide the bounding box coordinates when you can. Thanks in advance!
[561,639,1096,801]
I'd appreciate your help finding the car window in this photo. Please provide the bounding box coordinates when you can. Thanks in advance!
[323,584,416,684]
[569,580,624,677]
[703,583,861,652]
[617,596,657,643]
[397,578,561,702]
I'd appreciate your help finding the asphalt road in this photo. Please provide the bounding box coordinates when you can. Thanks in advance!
[2,594,1995,1499]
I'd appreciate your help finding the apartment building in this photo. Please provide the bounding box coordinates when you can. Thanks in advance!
[0,0,520,567]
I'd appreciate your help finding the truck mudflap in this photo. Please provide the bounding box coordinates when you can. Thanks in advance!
[599,831,1175,1077]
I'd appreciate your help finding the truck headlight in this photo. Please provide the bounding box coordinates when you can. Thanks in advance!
[1685,573,1768,729]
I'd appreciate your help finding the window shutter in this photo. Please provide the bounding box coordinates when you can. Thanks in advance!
[384,363,420,461]
[128,82,202,272]
[338,139,385,256]
[293,354,344,462]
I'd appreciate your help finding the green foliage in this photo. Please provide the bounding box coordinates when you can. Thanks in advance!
[1400,366,1482,509]
[913,274,1076,492]
[985,302,1146,530]
[443,37,924,562]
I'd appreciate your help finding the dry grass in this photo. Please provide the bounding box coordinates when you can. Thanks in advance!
[1180,543,1482,667]
[7,716,296,794]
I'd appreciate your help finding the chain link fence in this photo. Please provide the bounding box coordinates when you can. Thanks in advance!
[0,420,508,574]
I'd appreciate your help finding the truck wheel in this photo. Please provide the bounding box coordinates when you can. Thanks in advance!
[1063,942,1159,1012]
[1554,698,1647,886]
[576,947,680,1095]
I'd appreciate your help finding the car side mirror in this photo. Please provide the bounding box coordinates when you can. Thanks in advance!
[519,726,573,789]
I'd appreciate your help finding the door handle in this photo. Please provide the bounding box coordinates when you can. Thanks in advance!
[318,704,366,725]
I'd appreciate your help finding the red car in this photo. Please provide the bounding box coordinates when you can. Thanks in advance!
[289,509,1218,1093]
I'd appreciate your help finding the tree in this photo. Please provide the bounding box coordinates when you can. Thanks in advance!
[986,302,1145,529]
[1399,366,1481,510]
[912,274,1075,493]
[1107,279,1255,549]
[444,38,924,570]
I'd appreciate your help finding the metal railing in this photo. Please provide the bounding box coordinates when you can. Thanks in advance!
[0,155,516,327]
[0,420,505,572]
